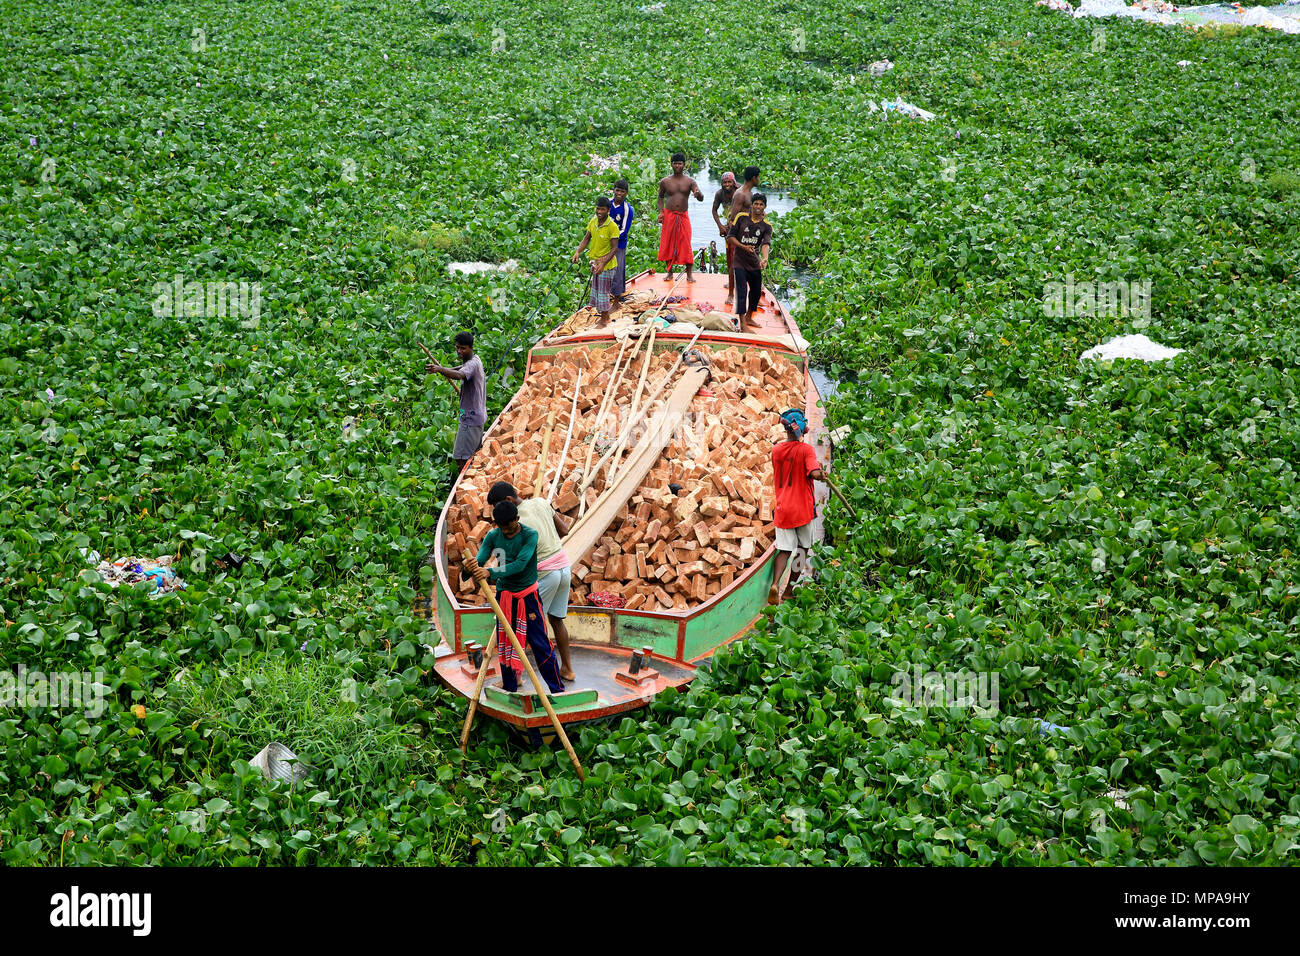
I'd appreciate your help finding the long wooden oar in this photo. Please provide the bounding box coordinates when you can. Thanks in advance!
[472,572,585,780]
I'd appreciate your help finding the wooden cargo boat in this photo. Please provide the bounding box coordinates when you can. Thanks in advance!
[428,269,828,740]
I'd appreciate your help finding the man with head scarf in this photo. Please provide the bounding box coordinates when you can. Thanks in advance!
[712,171,739,304]
[769,408,825,604]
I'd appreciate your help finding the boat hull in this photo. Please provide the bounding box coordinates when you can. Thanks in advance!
[430,270,828,731]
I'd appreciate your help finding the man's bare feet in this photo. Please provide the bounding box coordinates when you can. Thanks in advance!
[724,296,734,305]
[561,668,577,682]
[768,584,780,605]
[686,276,697,283]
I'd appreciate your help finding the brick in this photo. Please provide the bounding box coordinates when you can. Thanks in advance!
[624,592,648,611]
[720,569,734,589]
[655,564,675,583]
[692,574,708,602]
[573,564,590,582]
[553,488,580,513]
[645,518,662,542]
[692,521,712,547]
[700,496,728,518]
[759,501,773,522]
[739,538,756,562]
[637,551,650,579]
[701,547,723,566]
[677,560,705,577]
[652,586,673,606]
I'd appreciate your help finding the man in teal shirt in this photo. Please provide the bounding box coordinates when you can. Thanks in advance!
[470,500,565,694]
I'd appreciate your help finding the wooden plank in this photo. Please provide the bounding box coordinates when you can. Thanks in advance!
[562,366,709,571]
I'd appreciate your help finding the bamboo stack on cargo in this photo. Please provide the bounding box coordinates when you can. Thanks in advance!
[442,343,804,611]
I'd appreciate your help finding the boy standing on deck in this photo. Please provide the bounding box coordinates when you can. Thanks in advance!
[468,500,566,694]
[609,179,635,303]
[728,193,773,333]
[572,197,621,325]
[769,409,824,605]
[487,481,576,683]
[425,330,486,477]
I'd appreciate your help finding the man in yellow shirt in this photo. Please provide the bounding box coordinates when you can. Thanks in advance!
[571,197,622,324]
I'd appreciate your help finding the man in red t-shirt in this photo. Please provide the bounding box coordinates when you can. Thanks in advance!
[770,409,825,604]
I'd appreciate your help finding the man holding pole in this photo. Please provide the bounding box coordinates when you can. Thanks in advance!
[572,197,622,325]
[769,408,824,605]
[487,481,576,682]
[425,331,486,476]
[469,500,566,694]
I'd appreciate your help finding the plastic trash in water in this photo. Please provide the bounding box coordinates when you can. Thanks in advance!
[446,259,519,276]
[1081,334,1184,362]
[873,98,936,121]
[248,742,310,783]
[868,59,894,76]
[1035,719,1071,736]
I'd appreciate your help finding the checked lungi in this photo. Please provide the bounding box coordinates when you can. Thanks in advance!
[493,583,565,695]
[589,270,614,313]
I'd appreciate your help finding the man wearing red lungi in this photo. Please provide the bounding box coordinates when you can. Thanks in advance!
[657,152,704,283]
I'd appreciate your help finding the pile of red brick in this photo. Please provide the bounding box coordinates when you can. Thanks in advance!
[442,342,806,611]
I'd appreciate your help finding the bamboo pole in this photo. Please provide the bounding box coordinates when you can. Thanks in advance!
[576,271,688,511]
[533,410,556,497]
[601,323,656,486]
[473,575,585,780]
[418,340,459,397]
[581,326,705,493]
[458,634,497,752]
[547,369,582,502]
[822,473,857,519]
[577,336,633,516]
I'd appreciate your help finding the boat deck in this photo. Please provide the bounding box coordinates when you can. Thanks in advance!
[544,271,806,349]
[435,642,699,729]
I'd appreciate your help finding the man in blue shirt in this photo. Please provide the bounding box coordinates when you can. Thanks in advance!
[609,179,634,302]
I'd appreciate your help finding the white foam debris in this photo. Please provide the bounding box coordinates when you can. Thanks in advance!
[447,259,520,276]
[1081,334,1184,362]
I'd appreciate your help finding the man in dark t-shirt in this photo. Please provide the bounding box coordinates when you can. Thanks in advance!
[728,193,773,332]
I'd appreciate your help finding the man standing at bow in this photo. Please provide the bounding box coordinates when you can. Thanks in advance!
[657,152,704,283]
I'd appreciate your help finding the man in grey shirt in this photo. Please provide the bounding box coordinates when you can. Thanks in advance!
[426,330,485,475]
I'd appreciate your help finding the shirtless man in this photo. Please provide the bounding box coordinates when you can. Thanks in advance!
[712,171,739,304]
[657,152,704,283]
